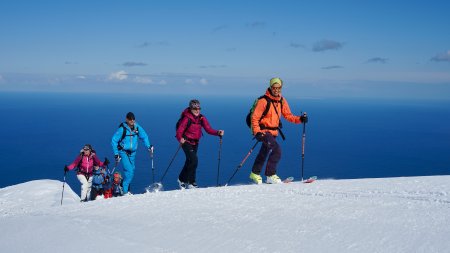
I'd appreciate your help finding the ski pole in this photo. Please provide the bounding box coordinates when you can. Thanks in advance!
[150,147,155,184]
[225,140,259,186]
[61,169,67,206]
[216,136,223,186]
[109,159,120,175]
[159,145,182,183]
[301,112,307,181]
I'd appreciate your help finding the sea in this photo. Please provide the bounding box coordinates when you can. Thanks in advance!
[1,92,449,193]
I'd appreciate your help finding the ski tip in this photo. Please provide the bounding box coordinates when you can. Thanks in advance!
[283,176,294,183]
[303,176,317,183]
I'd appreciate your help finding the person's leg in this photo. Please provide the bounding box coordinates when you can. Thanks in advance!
[264,134,281,176]
[179,143,198,184]
[178,144,190,183]
[251,138,271,175]
[187,144,199,184]
[120,151,135,194]
[77,174,89,201]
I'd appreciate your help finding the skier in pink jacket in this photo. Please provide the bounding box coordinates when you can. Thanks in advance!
[65,144,109,202]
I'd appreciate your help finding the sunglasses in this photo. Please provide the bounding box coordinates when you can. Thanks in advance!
[271,86,282,90]
[191,107,201,110]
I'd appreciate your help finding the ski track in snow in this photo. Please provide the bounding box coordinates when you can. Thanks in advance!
[1,176,450,253]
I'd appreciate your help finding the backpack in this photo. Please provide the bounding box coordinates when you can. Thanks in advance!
[117,123,139,150]
[246,95,285,140]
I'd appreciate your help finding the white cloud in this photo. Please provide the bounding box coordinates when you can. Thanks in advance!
[199,78,208,85]
[431,50,450,62]
[76,75,86,79]
[134,76,153,84]
[108,70,128,81]
[185,79,194,84]
[0,74,4,83]
[159,80,167,85]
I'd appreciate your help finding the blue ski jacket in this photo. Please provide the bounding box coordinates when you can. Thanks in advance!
[111,122,151,155]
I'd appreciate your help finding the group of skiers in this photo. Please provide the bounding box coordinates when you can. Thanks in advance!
[65,77,308,202]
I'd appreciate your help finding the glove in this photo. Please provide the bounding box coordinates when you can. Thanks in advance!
[114,155,121,163]
[148,145,154,153]
[255,132,265,142]
[300,114,308,123]
[64,165,69,172]
[104,157,110,166]
[217,130,224,136]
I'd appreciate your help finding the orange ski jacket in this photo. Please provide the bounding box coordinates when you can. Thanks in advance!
[251,89,302,136]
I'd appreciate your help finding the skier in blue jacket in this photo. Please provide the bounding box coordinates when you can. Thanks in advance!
[111,112,153,195]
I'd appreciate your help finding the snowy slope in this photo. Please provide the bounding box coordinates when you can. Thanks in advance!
[1,176,450,253]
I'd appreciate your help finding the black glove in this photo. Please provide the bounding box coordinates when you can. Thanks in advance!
[64,165,69,172]
[255,132,265,142]
[300,114,308,123]
[104,157,110,166]
[114,155,121,163]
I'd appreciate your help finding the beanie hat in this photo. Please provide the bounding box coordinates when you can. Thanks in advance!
[269,77,283,87]
[189,99,201,109]
[126,112,135,120]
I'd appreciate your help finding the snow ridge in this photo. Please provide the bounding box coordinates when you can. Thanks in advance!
[1,176,450,253]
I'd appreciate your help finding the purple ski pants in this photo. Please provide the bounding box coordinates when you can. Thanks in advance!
[251,133,281,176]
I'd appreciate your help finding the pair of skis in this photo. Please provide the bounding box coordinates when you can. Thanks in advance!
[283,176,317,184]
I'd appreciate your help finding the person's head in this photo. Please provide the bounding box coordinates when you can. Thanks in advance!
[81,144,92,155]
[113,172,122,183]
[126,112,136,127]
[269,77,283,97]
[189,99,201,116]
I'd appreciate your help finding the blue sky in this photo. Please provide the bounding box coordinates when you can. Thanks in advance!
[1,0,449,98]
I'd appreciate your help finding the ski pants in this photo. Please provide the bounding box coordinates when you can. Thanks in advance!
[179,143,199,184]
[90,186,104,200]
[119,150,136,194]
[76,174,93,201]
[251,133,281,176]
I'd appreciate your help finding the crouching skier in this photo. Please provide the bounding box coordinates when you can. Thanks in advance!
[90,166,110,200]
[102,171,123,198]
[111,112,152,195]
[65,144,109,202]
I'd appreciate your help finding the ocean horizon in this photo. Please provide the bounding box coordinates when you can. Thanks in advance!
[1,91,449,193]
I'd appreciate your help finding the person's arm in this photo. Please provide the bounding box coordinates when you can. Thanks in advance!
[111,127,123,155]
[201,117,219,136]
[67,155,81,170]
[281,98,301,124]
[93,154,104,167]
[137,123,151,149]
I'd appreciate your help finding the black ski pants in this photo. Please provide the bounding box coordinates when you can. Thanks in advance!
[179,142,199,184]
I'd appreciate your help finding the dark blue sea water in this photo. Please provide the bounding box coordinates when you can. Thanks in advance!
[1,92,449,194]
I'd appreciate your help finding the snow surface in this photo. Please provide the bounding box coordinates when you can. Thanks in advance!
[1,176,450,253]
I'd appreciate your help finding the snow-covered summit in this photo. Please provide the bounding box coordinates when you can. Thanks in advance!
[1,176,450,253]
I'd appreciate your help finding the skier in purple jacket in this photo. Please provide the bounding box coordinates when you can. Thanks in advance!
[175,99,224,189]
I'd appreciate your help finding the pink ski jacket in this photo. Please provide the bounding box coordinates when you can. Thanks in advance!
[176,108,219,145]
[67,152,104,175]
